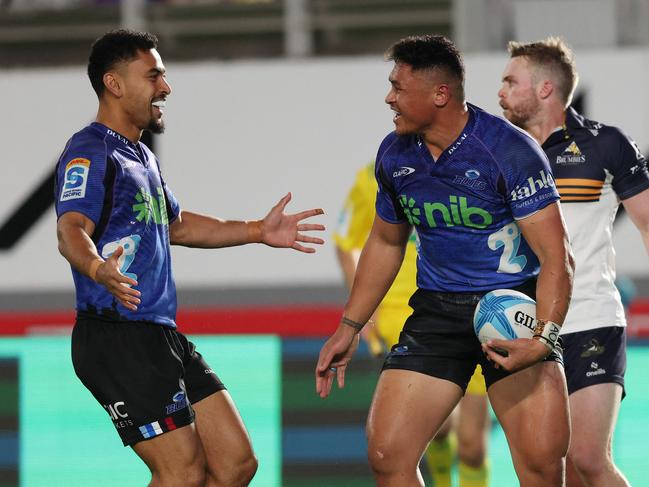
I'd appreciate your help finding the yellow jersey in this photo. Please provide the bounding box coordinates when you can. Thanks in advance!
[334,162,418,344]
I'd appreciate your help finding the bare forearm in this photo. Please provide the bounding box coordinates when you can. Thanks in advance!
[343,237,405,325]
[57,224,103,281]
[535,257,574,325]
[169,211,262,248]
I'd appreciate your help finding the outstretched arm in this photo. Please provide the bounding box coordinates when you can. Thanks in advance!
[169,192,325,252]
[483,202,575,372]
[316,215,410,398]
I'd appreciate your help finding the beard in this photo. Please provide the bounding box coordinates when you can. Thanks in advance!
[503,96,541,130]
[147,117,165,134]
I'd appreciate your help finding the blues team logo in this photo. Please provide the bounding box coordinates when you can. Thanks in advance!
[60,158,90,201]
[165,390,188,415]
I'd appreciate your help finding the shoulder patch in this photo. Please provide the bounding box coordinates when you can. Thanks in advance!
[60,158,90,202]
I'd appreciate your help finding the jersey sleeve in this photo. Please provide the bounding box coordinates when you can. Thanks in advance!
[608,128,649,200]
[498,131,560,219]
[374,134,407,224]
[334,164,376,251]
[54,142,108,225]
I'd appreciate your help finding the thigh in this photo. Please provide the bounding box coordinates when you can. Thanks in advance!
[133,423,205,474]
[568,383,623,455]
[193,390,255,473]
[488,362,569,465]
[367,369,463,464]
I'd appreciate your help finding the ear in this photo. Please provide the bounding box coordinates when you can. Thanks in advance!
[103,72,123,98]
[538,79,554,100]
[433,84,451,107]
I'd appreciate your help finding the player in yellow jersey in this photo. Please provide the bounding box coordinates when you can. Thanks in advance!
[334,162,490,487]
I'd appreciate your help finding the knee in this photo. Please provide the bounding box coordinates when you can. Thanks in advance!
[208,452,258,486]
[569,443,610,479]
[367,440,402,477]
[518,437,568,481]
[457,436,486,467]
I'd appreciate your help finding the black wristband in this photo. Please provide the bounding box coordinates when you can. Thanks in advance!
[341,316,365,332]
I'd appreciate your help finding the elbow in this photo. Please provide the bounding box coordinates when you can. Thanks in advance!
[56,226,67,258]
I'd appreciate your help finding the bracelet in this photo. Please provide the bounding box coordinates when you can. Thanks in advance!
[533,319,561,352]
[341,316,365,332]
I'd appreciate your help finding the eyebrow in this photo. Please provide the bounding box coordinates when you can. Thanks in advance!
[147,67,166,76]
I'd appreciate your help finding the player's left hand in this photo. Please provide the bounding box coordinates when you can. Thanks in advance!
[482,338,549,373]
[261,192,325,253]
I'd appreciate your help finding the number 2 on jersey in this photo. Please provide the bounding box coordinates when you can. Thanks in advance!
[488,222,527,273]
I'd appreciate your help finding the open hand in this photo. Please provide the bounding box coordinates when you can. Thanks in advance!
[94,246,141,311]
[261,193,325,253]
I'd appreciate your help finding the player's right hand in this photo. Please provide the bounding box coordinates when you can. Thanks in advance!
[94,246,141,311]
[482,337,548,373]
[315,325,359,399]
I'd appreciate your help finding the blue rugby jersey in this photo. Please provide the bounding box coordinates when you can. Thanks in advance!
[375,104,559,292]
[55,123,180,327]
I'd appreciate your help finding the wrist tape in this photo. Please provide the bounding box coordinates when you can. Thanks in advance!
[533,319,561,352]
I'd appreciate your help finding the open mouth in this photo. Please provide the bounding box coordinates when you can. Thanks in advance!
[152,99,166,114]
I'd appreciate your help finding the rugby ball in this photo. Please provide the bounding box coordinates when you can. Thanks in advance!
[473,289,536,345]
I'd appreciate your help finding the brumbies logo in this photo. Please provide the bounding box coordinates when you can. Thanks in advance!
[60,158,90,201]
[556,142,586,165]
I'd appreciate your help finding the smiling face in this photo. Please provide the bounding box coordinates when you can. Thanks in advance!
[385,62,440,135]
[114,48,171,134]
[498,56,541,129]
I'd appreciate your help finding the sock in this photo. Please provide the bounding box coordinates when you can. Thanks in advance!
[458,460,489,487]
[424,433,456,487]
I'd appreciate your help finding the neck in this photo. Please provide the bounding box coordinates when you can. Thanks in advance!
[423,101,469,159]
[524,105,566,145]
[96,103,141,143]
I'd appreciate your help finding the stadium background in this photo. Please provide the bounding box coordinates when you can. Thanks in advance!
[1,0,649,485]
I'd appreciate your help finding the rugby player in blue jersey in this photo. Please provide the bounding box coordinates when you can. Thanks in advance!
[55,29,324,487]
[316,35,575,487]
[499,37,649,487]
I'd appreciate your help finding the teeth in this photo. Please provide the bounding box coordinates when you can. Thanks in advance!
[152,100,166,108]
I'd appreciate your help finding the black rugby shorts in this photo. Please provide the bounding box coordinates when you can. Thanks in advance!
[382,279,563,390]
[71,313,226,446]
[561,326,626,397]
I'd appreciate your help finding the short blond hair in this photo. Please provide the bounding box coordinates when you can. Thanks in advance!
[508,37,578,107]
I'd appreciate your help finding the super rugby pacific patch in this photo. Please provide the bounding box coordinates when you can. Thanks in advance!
[60,158,90,201]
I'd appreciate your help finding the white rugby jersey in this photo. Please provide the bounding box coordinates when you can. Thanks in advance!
[543,108,649,334]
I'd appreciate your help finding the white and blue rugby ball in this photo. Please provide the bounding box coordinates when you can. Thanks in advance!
[473,289,536,345]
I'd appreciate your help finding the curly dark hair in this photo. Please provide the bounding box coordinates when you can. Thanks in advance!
[385,34,465,99]
[87,29,159,97]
